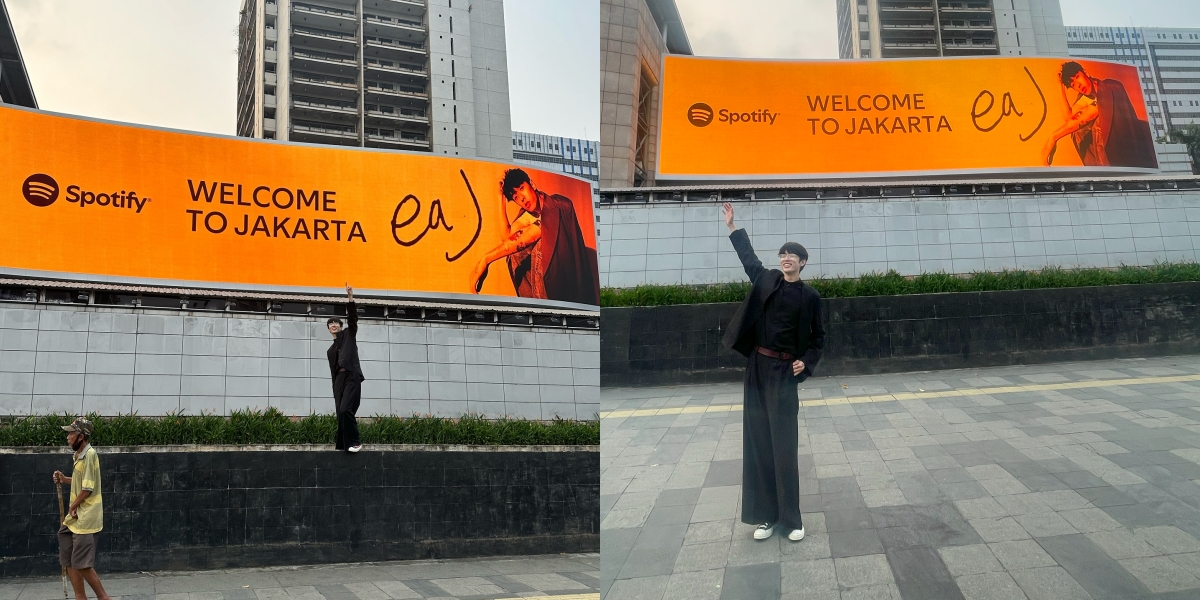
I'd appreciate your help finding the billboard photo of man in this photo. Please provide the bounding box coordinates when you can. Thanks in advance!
[1042,61,1157,168]
[470,168,599,306]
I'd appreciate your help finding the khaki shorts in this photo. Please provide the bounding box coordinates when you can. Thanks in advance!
[58,524,96,569]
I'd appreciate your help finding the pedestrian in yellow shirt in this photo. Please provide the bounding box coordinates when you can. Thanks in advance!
[52,418,112,600]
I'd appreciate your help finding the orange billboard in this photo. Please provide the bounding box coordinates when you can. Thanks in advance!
[0,105,599,308]
[658,55,1159,180]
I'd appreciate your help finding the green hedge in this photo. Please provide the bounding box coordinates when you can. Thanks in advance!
[0,410,600,447]
[601,263,1200,307]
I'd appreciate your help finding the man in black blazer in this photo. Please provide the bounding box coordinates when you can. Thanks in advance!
[327,283,364,453]
[720,202,825,542]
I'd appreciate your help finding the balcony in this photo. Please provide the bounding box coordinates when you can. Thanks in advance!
[366,81,427,99]
[365,58,428,77]
[292,1,357,33]
[364,35,426,54]
[365,0,426,18]
[366,107,428,125]
[292,98,358,118]
[364,13,423,32]
[938,2,993,14]
[293,49,356,66]
[293,25,356,44]
[292,72,359,100]
[291,122,358,145]
[365,131,430,150]
[293,72,357,89]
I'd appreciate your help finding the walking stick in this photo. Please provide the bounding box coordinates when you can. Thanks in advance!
[56,479,67,599]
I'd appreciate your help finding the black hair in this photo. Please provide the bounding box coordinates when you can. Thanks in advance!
[501,168,533,201]
[779,242,809,271]
[327,317,343,327]
[1061,61,1087,87]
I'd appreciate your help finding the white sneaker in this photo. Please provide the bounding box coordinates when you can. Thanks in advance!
[348,445,362,453]
[753,523,775,540]
[788,527,805,542]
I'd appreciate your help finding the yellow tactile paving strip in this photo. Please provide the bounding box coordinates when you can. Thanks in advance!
[599,373,1200,420]
[494,595,599,600]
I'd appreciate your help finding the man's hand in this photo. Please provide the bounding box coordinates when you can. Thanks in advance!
[470,260,488,294]
[345,282,354,300]
[69,506,78,519]
[792,360,805,376]
[722,202,736,232]
[1042,139,1057,166]
[53,470,67,485]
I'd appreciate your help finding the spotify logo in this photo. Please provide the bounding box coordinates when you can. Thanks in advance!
[688,103,714,127]
[22,174,59,207]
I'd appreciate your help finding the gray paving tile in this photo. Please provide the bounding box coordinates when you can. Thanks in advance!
[606,575,669,600]
[939,544,1005,577]
[969,517,1032,543]
[987,540,1058,571]
[1118,556,1200,593]
[1036,534,1151,600]
[1009,566,1092,600]
[886,545,965,600]
[955,571,1029,600]
[673,542,729,573]
[830,529,886,558]
[661,569,724,600]
[780,558,837,594]
[719,563,780,600]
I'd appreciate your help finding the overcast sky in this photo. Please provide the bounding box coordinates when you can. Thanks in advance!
[676,0,1200,60]
[5,0,598,140]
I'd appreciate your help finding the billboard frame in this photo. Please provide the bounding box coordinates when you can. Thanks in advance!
[654,54,1162,183]
[0,103,600,312]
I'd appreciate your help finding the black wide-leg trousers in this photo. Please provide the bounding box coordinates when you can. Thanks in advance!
[333,371,362,450]
[741,352,803,531]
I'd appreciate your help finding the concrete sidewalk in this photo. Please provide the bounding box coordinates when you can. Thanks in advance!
[601,355,1200,600]
[0,554,599,600]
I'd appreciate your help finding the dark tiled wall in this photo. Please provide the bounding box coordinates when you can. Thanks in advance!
[0,447,599,577]
[601,283,1200,386]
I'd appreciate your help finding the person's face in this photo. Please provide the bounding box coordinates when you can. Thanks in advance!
[779,252,806,275]
[1069,71,1093,96]
[510,182,539,213]
[67,431,82,449]
[328,322,341,337]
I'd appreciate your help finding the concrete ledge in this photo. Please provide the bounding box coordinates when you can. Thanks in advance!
[0,446,599,577]
[600,282,1200,386]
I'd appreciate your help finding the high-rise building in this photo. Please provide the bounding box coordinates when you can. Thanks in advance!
[599,0,692,189]
[1066,26,1200,140]
[511,131,598,186]
[0,0,36,108]
[236,0,512,161]
[837,0,1067,60]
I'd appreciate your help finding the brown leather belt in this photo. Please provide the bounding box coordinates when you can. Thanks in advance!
[755,347,795,361]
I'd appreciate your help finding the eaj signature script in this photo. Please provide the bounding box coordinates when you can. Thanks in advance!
[970,66,1047,142]
[389,169,482,262]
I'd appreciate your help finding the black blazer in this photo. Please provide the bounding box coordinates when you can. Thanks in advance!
[329,301,365,381]
[720,229,825,380]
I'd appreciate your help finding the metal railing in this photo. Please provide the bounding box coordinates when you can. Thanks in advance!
[364,35,425,51]
[293,73,358,88]
[368,132,429,143]
[365,58,427,75]
[293,98,356,112]
[293,49,356,64]
[292,2,355,18]
[363,13,423,29]
[292,123,356,136]
[294,25,356,41]
[365,82,428,97]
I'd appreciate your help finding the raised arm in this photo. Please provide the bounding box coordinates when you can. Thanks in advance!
[345,283,357,334]
[723,202,766,283]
